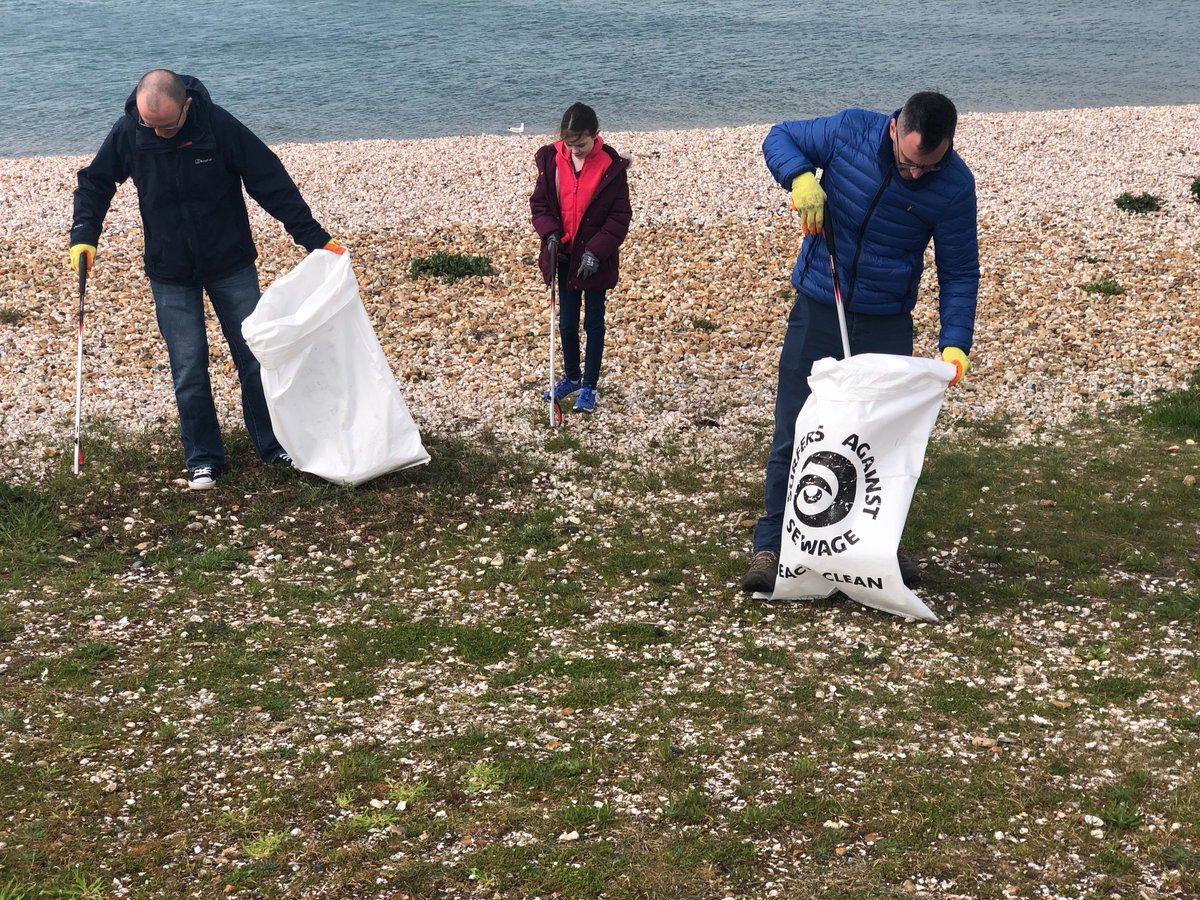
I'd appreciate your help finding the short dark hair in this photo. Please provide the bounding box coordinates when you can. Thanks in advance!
[136,69,187,107]
[560,102,599,137]
[898,92,957,151]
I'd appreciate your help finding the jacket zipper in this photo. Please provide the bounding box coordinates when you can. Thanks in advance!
[844,166,893,309]
[570,154,621,224]
[554,151,623,276]
[175,151,201,282]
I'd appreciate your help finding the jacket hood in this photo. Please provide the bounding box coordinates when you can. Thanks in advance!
[123,74,210,120]
[554,134,606,164]
[539,140,631,170]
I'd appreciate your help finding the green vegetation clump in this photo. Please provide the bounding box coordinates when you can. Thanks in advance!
[0,307,23,325]
[1080,277,1125,296]
[409,250,494,282]
[1114,191,1163,213]
[1191,176,1200,204]
[1142,371,1200,438]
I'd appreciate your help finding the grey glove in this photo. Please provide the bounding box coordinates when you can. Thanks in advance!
[545,230,561,250]
[576,250,600,280]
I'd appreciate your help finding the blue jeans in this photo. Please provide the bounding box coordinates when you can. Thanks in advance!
[149,263,283,471]
[557,260,606,386]
[753,293,914,553]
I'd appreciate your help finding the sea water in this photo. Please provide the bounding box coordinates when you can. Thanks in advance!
[1,0,1198,157]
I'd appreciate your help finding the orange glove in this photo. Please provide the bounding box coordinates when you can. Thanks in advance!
[323,240,346,255]
[941,347,970,386]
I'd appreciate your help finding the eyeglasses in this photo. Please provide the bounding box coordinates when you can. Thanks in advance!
[138,99,189,133]
[892,130,948,174]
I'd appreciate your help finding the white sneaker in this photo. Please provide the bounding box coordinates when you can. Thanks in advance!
[187,466,217,490]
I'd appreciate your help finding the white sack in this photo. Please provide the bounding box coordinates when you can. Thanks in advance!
[771,353,955,621]
[242,250,429,485]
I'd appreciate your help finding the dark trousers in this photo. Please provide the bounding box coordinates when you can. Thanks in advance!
[753,293,914,553]
[557,259,607,387]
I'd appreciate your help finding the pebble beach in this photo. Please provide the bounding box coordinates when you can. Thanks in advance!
[2,105,1199,479]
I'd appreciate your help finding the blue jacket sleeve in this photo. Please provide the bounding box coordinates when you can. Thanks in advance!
[71,121,129,248]
[221,108,331,252]
[762,111,846,190]
[933,179,981,353]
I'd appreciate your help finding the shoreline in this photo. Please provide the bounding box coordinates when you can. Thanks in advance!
[2,104,1199,482]
[4,100,1200,163]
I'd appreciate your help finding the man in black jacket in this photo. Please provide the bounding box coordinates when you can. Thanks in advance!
[70,69,344,490]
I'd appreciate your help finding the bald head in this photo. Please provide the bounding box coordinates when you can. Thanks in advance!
[136,69,187,119]
[134,70,192,136]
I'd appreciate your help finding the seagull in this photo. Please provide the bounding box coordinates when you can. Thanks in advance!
[507,122,525,134]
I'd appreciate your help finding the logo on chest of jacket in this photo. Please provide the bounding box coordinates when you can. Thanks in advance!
[194,157,212,165]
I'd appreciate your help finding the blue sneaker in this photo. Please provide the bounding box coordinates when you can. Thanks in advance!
[574,385,597,413]
[542,376,582,402]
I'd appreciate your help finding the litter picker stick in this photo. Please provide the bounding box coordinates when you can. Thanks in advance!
[547,241,563,427]
[822,214,852,360]
[72,256,88,474]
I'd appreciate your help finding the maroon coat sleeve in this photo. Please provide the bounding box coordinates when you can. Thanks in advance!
[582,163,631,263]
[529,145,561,240]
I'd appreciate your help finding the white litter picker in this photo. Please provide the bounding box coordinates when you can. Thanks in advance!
[242,248,430,486]
[769,224,956,621]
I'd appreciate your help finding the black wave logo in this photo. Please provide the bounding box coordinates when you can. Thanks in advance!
[793,450,857,528]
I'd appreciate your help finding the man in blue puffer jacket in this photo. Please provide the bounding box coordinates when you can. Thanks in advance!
[70,70,344,491]
[743,92,980,595]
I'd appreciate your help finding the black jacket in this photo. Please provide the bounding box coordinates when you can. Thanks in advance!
[71,76,330,285]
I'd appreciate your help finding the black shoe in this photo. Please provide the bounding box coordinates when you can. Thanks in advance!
[271,452,294,467]
[742,551,779,593]
[898,553,922,587]
[186,465,217,491]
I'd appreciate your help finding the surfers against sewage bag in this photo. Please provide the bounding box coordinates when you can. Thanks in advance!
[771,353,956,621]
[242,249,430,486]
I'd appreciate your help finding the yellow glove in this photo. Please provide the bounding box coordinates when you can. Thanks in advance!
[942,347,970,386]
[790,172,826,236]
[323,240,346,254]
[70,243,97,273]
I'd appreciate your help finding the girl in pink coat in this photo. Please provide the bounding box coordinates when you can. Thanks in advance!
[530,103,632,413]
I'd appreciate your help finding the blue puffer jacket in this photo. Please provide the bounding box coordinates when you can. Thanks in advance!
[72,76,330,286]
[763,108,980,352]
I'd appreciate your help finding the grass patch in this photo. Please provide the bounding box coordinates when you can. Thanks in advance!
[1,379,1199,897]
[409,250,493,281]
[605,621,674,649]
[1142,370,1200,438]
[0,307,23,325]
[463,760,504,793]
[242,830,289,859]
[1084,675,1151,702]
[1114,191,1163,212]
[1080,277,1124,296]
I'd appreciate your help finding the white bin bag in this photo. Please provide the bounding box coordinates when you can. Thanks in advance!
[771,353,956,621]
[242,249,429,485]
